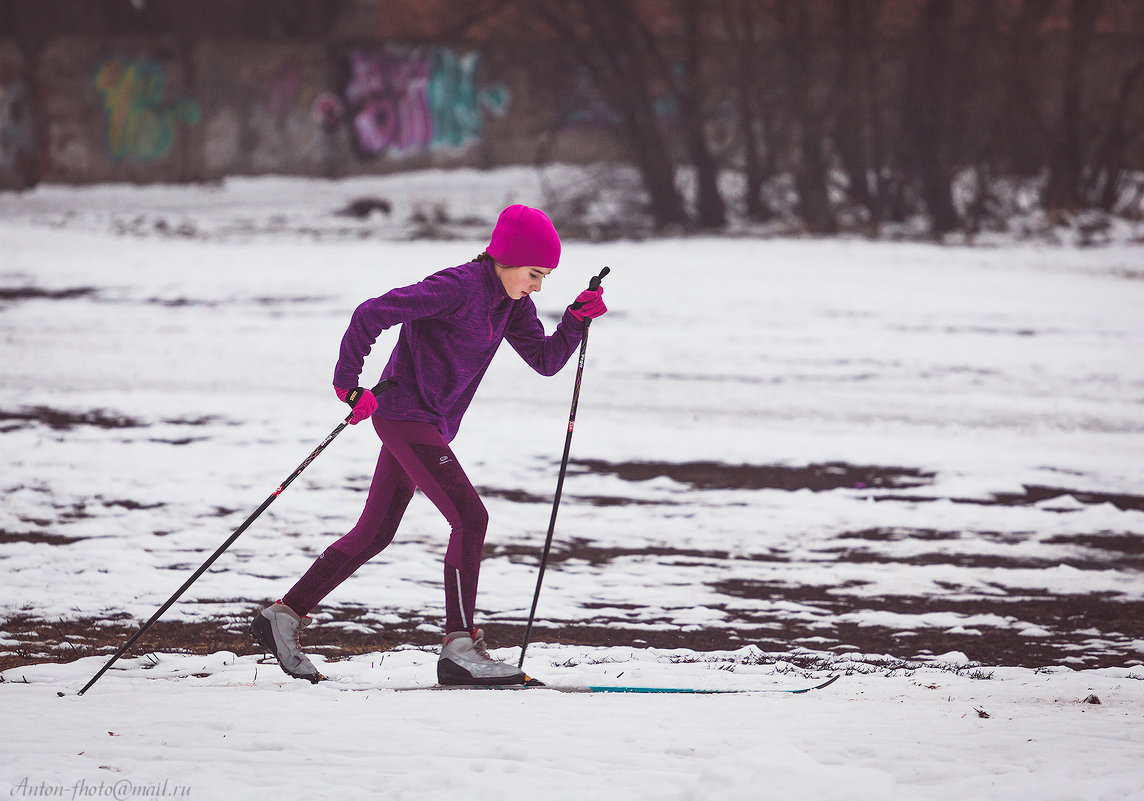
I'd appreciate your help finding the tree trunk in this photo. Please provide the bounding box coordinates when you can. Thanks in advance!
[1044,0,1103,211]
[1095,52,1144,211]
[721,0,778,221]
[676,0,725,229]
[833,0,874,215]
[906,0,959,236]
[780,1,836,234]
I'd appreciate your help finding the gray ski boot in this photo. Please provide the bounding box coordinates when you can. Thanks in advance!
[437,628,528,686]
[251,601,323,683]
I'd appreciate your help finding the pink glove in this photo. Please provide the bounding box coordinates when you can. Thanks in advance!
[335,386,378,425]
[569,287,607,321]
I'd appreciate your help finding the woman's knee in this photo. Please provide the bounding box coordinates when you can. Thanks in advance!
[457,497,489,536]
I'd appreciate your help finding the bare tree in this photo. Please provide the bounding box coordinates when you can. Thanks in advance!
[1044,0,1105,211]
[718,0,777,221]
[1093,36,1144,211]
[832,0,891,232]
[675,0,726,228]
[528,0,690,229]
[777,1,837,233]
[901,0,961,235]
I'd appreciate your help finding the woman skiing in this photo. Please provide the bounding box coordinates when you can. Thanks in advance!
[252,205,607,685]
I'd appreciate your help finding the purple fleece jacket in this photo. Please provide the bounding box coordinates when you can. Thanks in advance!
[333,259,585,442]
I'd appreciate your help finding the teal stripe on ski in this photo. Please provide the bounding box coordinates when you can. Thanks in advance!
[390,675,839,694]
[537,675,838,694]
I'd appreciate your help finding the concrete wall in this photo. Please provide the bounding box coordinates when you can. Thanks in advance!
[0,33,617,189]
[0,41,37,188]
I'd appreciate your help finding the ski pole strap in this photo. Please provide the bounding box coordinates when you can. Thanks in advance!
[570,266,610,310]
[372,378,398,395]
[343,379,397,408]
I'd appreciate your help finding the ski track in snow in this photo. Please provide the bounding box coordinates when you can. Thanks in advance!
[2,169,1144,800]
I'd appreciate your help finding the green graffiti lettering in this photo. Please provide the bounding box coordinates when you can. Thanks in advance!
[94,57,200,163]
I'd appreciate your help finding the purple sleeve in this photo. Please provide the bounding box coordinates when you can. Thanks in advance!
[504,302,585,377]
[332,272,463,388]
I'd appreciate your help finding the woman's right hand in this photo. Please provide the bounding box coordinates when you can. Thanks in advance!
[335,386,379,425]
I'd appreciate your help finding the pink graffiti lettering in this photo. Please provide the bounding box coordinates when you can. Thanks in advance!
[311,92,344,130]
[344,46,433,157]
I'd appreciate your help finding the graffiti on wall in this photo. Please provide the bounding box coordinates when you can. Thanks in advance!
[0,79,36,175]
[250,59,324,170]
[93,57,200,163]
[311,91,344,131]
[342,45,508,158]
[266,62,300,119]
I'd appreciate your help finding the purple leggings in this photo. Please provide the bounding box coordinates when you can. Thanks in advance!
[282,417,487,634]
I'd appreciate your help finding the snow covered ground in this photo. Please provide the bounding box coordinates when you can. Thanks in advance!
[2,167,1143,799]
[7,648,1144,801]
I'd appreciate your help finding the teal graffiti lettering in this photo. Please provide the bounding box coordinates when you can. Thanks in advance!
[428,49,509,149]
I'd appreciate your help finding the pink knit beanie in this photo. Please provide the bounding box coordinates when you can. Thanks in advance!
[486,205,561,269]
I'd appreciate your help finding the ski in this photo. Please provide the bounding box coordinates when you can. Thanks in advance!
[384,675,839,695]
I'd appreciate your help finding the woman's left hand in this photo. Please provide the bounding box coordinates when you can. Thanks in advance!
[569,287,607,321]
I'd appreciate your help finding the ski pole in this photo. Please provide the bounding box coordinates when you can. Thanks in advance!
[518,267,609,668]
[72,379,396,697]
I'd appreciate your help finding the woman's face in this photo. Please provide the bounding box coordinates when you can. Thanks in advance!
[496,264,553,300]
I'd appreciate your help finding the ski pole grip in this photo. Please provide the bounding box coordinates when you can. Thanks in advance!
[588,266,610,292]
[571,266,610,310]
[344,379,397,409]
